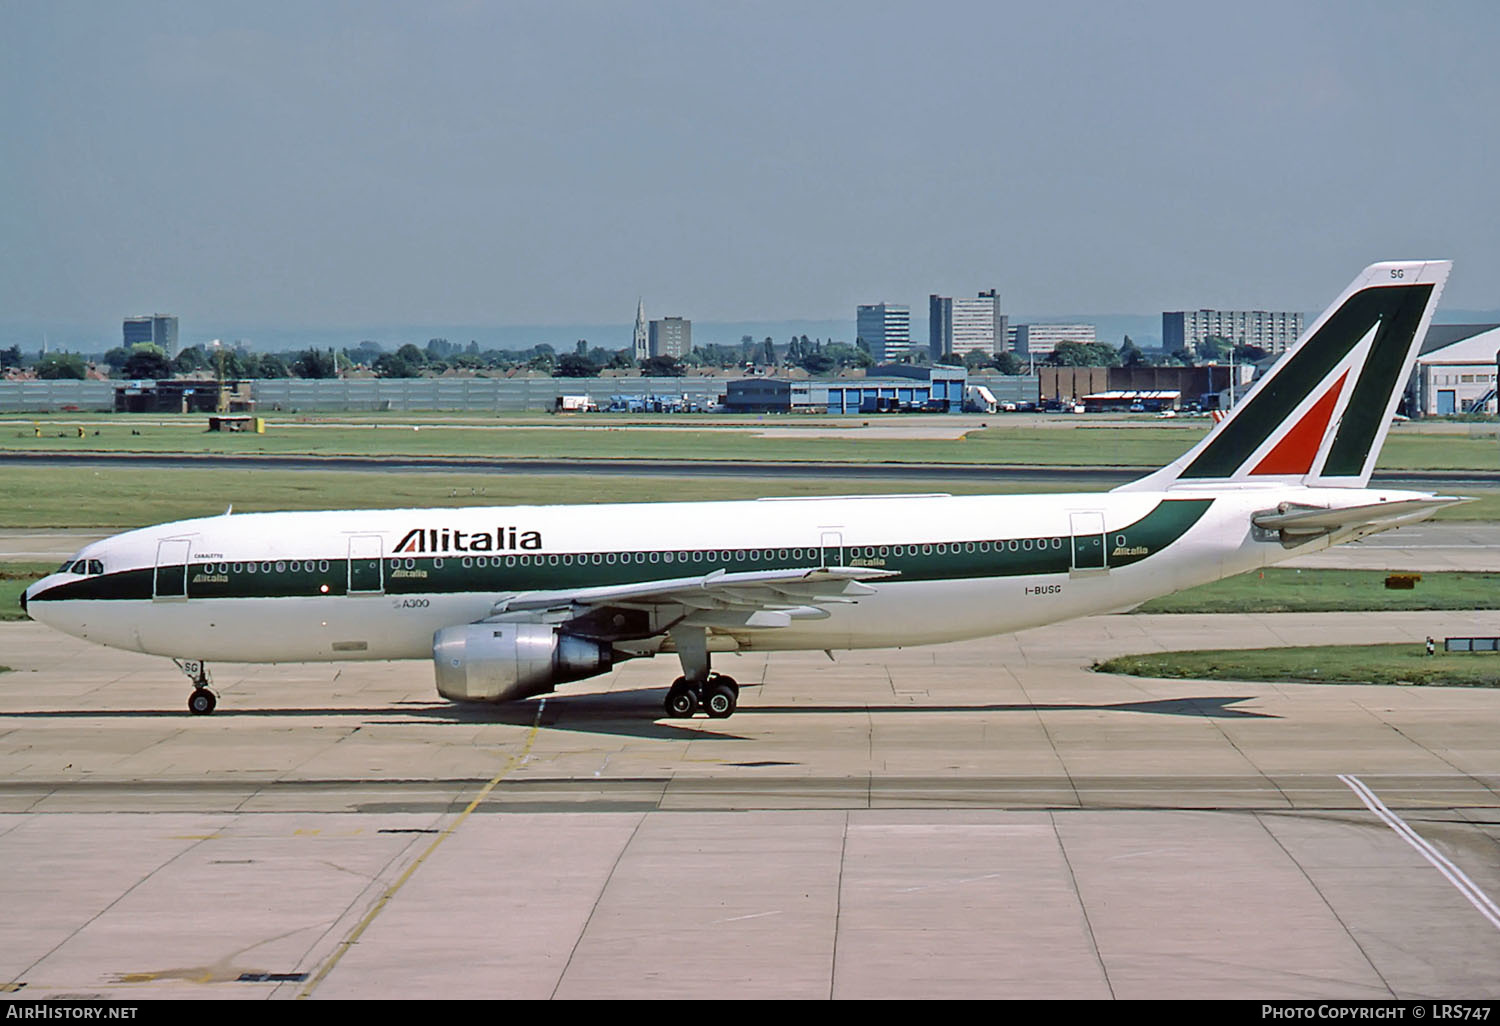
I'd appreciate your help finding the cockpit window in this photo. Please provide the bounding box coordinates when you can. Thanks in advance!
[88,559,104,575]
[70,560,88,574]
[61,559,104,575]
[58,559,76,573]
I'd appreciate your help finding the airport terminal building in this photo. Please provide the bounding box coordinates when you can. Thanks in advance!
[725,366,968,414]
[1408,323,1500,415]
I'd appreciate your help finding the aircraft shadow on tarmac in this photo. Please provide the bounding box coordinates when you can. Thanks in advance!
[0,693,1275,742]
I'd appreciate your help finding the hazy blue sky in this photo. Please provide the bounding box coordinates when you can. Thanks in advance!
[3,0,1497,334]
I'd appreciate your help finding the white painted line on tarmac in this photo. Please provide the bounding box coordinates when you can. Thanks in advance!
[1340,774,1500,932]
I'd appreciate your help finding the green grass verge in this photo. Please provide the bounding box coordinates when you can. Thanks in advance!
[1135,568,1500,613]
[1096,643,1500,688]
[0,466,1099,528]
[1,415,1497,470]
[0,418,1205,466]
[0,562,51,622]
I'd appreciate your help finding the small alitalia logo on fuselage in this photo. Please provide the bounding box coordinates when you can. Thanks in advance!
[393,526,543,554]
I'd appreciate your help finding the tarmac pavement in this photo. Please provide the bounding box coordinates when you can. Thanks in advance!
[1,606,1498,1000]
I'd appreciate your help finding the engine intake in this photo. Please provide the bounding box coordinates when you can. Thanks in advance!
[433,623,613,702]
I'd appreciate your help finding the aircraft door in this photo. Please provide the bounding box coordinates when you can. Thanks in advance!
[153,539,192,600]
[819,530,845,568]
[348,535,384,595]
[1069,512,1107,572]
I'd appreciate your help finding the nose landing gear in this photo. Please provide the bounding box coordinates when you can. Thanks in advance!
[173,659,217,716]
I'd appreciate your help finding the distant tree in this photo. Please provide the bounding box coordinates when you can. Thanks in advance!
[395,343,426,367]
[0,344,21,371]
[556,352,600,378]
[101,346,132,373]
[173,345,209,374]
[933,351,965,367]
[993,351,1025,375]
[35,352,87,379]
[1233,344,1268,363]
[799,352,836,375]
[1046,341,1120,368]
[1197,335,1229,362]
[122,349,173,379]
[641,354,685,376]
[607,348,635,370]
[761,338,776,366]
[250,353,290,379]
[1119,336,1146,367]
[292,349,338,379]
[374,352,421,378]
[210,347,248,379]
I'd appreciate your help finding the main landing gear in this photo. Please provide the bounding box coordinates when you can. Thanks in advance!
[173,659,217,716]
[662,625,740,719]
[664,674,739,720]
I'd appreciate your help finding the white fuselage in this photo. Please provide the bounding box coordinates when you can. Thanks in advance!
[24,484,1424,666]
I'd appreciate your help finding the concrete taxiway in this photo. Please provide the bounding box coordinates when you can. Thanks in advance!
[2,606,1499,1000]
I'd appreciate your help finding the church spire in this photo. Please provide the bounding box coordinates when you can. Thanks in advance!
[633,298,648,361]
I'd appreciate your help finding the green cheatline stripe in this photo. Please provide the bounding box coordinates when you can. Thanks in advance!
[31,499,1213,603]
[1182,284,1432,479]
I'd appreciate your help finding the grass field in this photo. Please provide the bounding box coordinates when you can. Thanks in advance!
[3,465,1496,527]
[0,562,50,622]
[0,465,1105,527]
[1134,568,1500,613]
[0,418,1207,465]
[1096,644,1500,688]
[4,414,1498,470]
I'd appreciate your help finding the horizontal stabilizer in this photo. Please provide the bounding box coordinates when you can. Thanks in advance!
[1251,497,1469,537]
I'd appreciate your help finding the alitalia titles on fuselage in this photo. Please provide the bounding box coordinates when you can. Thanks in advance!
[393,526,544,554]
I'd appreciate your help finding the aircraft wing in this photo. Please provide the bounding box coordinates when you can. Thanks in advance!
[485,565,899,633]
[1251,496,1469,538]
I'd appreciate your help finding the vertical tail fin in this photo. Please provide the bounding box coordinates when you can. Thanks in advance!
[1119,260,1451,492]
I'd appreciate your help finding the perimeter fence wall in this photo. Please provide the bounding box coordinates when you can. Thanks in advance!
[1,374,1038,413]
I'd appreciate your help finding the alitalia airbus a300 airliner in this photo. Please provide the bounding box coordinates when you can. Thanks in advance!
[22,261,1462,719]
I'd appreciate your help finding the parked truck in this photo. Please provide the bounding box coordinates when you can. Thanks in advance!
[553,394,599,413]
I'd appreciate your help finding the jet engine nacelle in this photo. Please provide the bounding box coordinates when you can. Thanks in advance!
[432,623,613,702]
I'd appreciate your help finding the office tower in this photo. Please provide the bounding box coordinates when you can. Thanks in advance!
[123,314,180,358]
[856,303,911,361]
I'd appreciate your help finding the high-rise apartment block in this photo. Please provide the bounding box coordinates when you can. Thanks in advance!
[648,316,692,360]
[123,314,179,357]
[1162,309,1304,356]
[856,303,911,361]
[929,289,1007,359]
[1011,324,1096,360]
